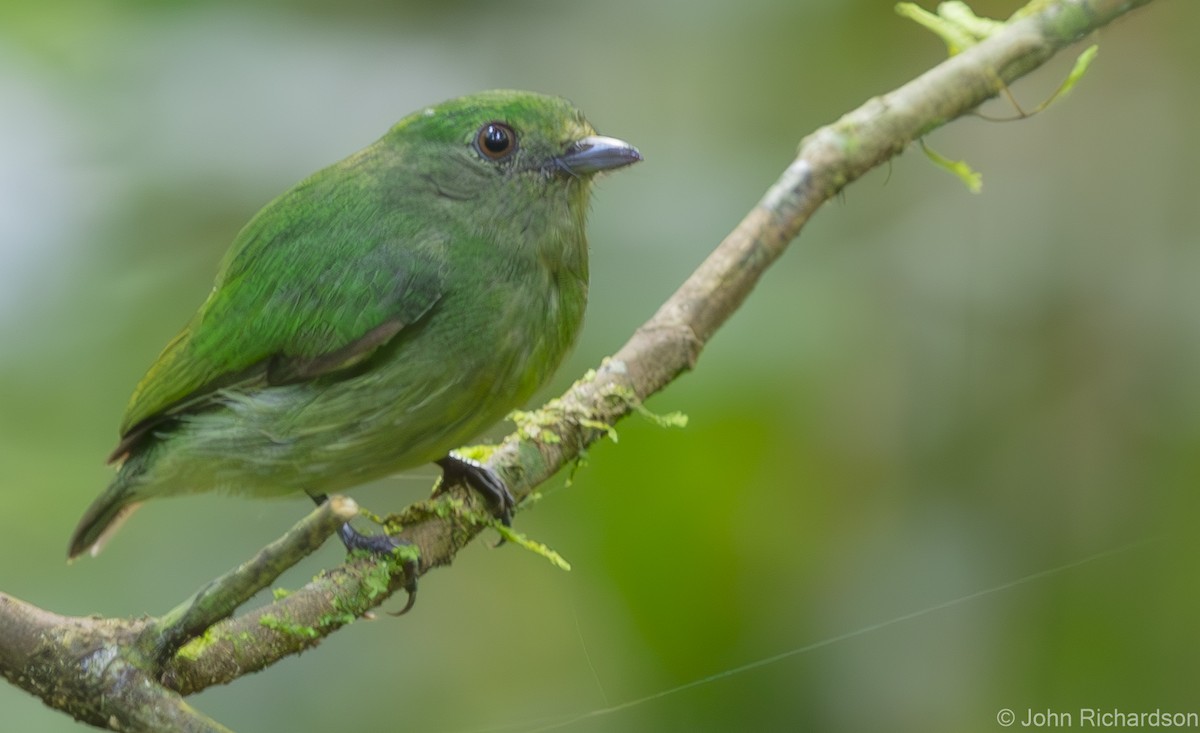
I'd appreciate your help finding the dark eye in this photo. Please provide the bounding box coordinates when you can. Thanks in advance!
[475,122,516,160]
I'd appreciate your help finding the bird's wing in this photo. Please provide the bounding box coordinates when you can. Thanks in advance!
[111,168,445,460]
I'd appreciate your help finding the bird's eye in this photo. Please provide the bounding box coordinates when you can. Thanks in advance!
[475,122,517,160]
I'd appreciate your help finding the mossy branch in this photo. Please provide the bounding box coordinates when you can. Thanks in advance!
[0,0,1156,729]
[143,496,358,662]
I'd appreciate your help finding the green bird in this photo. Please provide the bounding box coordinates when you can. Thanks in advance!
[68,89,640,560]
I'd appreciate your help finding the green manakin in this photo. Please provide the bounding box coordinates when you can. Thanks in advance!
[68,89,640,559]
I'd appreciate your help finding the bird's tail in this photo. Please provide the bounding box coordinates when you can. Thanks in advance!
[67,467,144,561]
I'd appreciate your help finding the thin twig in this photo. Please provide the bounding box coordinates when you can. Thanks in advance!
[142,496,358,661]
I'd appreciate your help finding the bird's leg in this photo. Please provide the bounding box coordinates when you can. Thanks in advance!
[435,453,515,526]
[309,492,404,554]
[308,493,417,614]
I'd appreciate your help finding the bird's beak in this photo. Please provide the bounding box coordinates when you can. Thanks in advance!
[557,135,642,175]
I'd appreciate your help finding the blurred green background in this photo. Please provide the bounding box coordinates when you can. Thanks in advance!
[3,1,1199,731]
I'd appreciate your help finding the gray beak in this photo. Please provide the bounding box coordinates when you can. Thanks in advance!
[558,135,642,175]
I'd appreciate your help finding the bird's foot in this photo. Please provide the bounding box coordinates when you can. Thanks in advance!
[310,493,418,614]
[435,453,515,527]
[336,521,406,554]
[336,523,418,615]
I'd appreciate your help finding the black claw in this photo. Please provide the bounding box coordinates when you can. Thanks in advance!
[310,493,418,613]
[335,526,418,614]
[435,453,515,526]
[389,553,419,617]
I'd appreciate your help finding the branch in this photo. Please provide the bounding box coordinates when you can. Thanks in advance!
[144,496,358,661]
[482,0,1153,492]
[0,593,231,732]
[0,0,1156,729]
[162,0,1154,693]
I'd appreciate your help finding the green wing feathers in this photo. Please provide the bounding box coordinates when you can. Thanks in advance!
[114,159,445,457]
